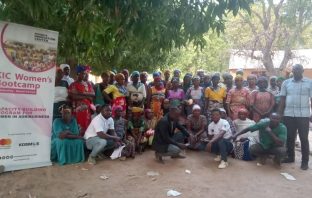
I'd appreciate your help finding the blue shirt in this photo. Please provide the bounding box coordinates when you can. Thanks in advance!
[280,77,312,117]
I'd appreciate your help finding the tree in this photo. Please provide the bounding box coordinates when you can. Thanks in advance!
[0,0,253,74]
[226,0,312,75]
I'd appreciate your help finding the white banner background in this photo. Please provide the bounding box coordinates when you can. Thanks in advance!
[0,21,58,171]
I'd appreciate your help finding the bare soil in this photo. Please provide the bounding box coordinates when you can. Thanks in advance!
[0,149,311,198]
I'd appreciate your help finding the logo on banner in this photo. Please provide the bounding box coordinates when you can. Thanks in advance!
[0,138,12,147]
[0,155,13,160]
[19,142,39,147]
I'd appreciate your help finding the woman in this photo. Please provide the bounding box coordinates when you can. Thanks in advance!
[128,107,146,153]
[187,105,207,150]
[268,76,280,112]
[51,105,85,165]
[94,72,110,106]
[249,77,275,122]
[247,74,258,92]
[204,74,226,123]
[185,76,204,115]
[103,73,128,117]
[148,77,166,120]
[113,106,135,158]
[182,73,192,93]
[167,77,185,107]
[68,65,95,135]
[53,67,69,121]
[226,75,250,120]
[108,71,116,85]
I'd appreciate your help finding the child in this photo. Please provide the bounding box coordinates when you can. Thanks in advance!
[113,106,135,159]
[128,107,147,153]
[144,109,157,146]
[233,108,258,161]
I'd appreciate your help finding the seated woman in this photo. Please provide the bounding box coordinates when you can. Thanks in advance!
[233,109,259,161]
[51,105,85,165]
[186,105,207,150]
[128,107,147,153]
[144,109,157,146]
[113,106,135,159]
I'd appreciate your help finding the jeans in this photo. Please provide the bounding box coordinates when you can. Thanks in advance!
[86,136,114,157]
[158,144,181,157]
[211,139,233,162]
[283,116,310,163]
[250,143,286,162]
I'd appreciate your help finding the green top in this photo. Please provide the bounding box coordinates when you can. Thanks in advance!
[249,119,287,150]
[128,118,145,133]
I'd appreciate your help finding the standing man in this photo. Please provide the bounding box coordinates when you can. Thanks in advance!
[60,64,74,86]
[84,104,121,165]
[279,64,312,170]
[233,113,287,167]
[152,107,190,163]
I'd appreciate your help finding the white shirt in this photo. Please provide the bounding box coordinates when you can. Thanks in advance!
[126,82,146,103]
[233,118,259,144]
[84,114,114,140]
[54,86,68,103]
[208,119,232,139]
[62,75,75,86]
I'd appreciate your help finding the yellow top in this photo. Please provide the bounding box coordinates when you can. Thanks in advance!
[104,85,125,99]
[205,86,226,102]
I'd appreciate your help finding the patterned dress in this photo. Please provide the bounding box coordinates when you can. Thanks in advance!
[150,86,166,120]
[249,90,275,122]
[226,87,250,120]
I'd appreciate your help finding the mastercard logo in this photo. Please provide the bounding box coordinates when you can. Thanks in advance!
[0,138,12,146]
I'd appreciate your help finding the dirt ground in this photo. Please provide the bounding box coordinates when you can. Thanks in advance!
[0,148,312,198]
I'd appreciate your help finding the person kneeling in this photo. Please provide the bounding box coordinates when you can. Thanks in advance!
[233,113,286,167]
[206,108,233,169]
[152,106,189,163]
[84,104,122,165]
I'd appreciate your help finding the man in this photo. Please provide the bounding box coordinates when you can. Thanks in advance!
[127,71,146,109]
[84,105,121,165]
[152,107,190,163]
[279,64,312,170]
[233,113,286,167]
[207,108,233,169]
[60,64,74,85]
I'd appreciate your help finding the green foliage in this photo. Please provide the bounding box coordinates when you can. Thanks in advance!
[0,0,253,74]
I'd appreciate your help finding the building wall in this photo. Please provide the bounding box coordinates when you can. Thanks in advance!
[230,69,312,79]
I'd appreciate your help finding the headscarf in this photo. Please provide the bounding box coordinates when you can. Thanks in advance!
[60,64,70,71]
[211,74,220,81]
[277,76,285,81]
[76,64,86,74]
[112,105,123,113]
[153,71,160,78]
[131,71,140,77]
[219,108,226,113]
[132,107,143,113]
[115,73,125,81]
[192,104,201,111]
[192,75,200,81]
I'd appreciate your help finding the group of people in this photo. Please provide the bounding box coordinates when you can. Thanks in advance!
[51,63,311,171]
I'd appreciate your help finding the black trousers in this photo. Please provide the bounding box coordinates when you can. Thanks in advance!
[283,116,310,163]
[250,143,286,161]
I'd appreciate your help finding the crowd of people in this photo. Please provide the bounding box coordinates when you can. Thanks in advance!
[51,63,311,170]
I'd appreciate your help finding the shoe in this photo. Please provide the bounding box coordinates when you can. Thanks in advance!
[214,155,221,162]
[301,162,309,170]
[218,160,228,169]
[171,154,186,159]
[0,165,4,173]
[88,156,96,165]
[282,158,295,163]
[155,152,164,164]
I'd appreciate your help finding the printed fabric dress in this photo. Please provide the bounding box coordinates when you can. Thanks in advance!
[104,84,128,117]
[51,118,85,165]
[187,114,207,150]
[114,117,135,157]
[167,88,185,107]
[226,87,250,120]
[68,81,94,135]
[150,86,166,120]
[249,90,275,122]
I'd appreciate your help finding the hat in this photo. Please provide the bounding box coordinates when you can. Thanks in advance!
[153,71,160,77]
[192,104,201,111]
[132,107,143,113]
[219,108,226,113]
[60,64,70,71]
[131,71,140,77]
[76,64,86,73]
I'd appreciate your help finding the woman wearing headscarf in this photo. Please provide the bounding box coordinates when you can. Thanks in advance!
[187,104,207,150]
[51,105,85,165]
[103,73,128,117]
[204,74,226,123]
[68,65,95,136]
[148,76,166,120]
[249,76,275,122]
[126,71,146,110]
[226,75,250,120]
[185,76,204,115]
[53,67,69,121]
[247,74,258,92]
[94,71,110,106]
[166,77,185,107]
[182,73,192,93]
